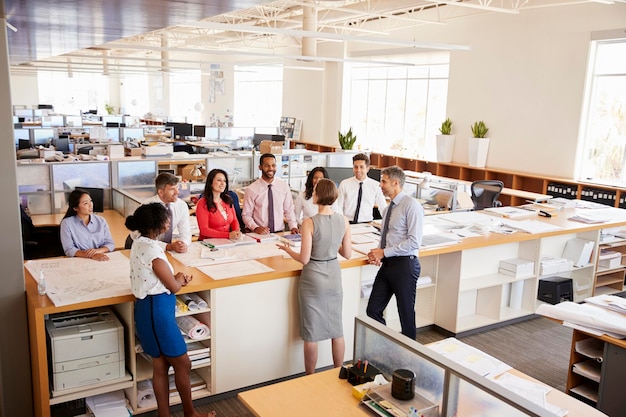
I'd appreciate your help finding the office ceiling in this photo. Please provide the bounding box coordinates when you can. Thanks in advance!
[4,0,623,75]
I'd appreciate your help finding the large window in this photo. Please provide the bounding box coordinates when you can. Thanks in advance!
[343,59,449,159]
[578,38,626,185]
[234,66,283,127]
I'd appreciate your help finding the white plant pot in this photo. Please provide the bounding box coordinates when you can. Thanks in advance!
[436,134,455,162]
[468,137,490,167]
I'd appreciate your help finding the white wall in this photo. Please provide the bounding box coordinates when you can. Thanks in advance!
[10,73,39,106]
[382,3,625,178]
[282,66,324,142]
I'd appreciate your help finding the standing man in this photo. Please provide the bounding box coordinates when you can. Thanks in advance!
[337,153,387,224]
[366,166,424,339]
[144,172,192,253]
[243,153,299,234]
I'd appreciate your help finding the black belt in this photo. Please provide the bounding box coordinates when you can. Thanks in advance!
[310,257,338,262]
[383,255,417,262]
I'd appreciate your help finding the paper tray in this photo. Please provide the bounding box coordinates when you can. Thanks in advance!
[360,383,438,417]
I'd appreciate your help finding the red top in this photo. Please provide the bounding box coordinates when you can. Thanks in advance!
[195,197,240,240]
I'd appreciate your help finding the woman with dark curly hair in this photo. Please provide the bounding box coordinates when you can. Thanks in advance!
[294,167,338,226]
[126,203,215,417]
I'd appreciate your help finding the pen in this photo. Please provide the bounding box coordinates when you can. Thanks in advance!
[201,241,215,248]
[363,360,368,373]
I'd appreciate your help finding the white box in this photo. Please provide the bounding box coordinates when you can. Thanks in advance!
[562,238,595,267]
[599,250,622,269]
[141,143,173,156]
[498,258,535,278]
[539,256,573,276]
[106,144,125,159]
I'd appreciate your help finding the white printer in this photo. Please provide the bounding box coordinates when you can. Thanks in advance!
[46,307,125,395]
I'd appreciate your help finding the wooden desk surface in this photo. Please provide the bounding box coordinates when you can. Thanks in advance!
[239,366,607,417]
[30,209,128,250]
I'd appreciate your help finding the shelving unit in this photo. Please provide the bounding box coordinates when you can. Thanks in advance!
[128,290,213,414]
[593,236,626,295]
[567,329,626,416]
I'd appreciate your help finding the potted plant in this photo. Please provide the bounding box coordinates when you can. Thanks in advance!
[468,120,490,167]
[105,103,115,115]
[436,118,455,162]
[338,127,357,150]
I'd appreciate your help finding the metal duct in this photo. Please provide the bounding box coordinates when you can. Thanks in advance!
[302,3,317,57]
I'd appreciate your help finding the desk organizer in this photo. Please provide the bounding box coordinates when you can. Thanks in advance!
[347,361,380,386]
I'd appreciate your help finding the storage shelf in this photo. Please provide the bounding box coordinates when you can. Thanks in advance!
[459,273,533,292]
[49,373,133,405]
[456,314,498,332]
[133,387,212,414]
[175,307,211,317]
[569,382,599,404]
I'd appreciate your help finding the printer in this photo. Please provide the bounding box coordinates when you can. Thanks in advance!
[46,307,125,394]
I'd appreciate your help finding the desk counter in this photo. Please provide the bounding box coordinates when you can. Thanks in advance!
[239,367,606,417]
[25,207,626,416]
[31,209,129,250]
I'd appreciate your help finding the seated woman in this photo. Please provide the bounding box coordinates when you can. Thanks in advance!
[196,169,241,241]
[60,189,115,260]
[295,167,338,225]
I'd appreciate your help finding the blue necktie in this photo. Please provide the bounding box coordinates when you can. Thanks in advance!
[267,184,275,233]
[380,202,394,249]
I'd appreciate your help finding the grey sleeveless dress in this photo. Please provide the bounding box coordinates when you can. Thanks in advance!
[299,212,346,342]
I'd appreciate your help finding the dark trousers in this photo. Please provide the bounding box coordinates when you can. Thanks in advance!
[366,255,420,340]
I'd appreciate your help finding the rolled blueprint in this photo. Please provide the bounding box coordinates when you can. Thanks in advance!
[137,379,157,409]
[187,293,208,310]
[176,315,210,340]
[175,297,189,314]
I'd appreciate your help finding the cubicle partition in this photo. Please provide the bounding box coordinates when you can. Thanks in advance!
[353,316,557,417]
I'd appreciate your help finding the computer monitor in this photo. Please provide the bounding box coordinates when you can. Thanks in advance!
[121,127,144,141]
[367,168,381,182]
[106,128,121,142]
[54,137,70,154]
[102,115,123,126]
[76,187,104,212]
[14,128,29,144]
[193,125,206,138]
[173,123,193,138]
[31,128,55,146]
[18,139,31,150]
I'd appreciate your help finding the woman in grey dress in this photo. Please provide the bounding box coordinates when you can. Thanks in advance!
[277,178,352,374]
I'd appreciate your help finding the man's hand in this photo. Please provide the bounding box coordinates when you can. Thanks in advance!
[254,226,270,235]
[168,241,188,253]
[367,248,384,266]
[290,227,300,234]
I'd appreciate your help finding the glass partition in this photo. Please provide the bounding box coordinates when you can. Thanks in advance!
[52,162,110,213]
[353,316,558,417]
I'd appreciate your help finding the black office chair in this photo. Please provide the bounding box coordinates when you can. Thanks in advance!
[20,205,64,260]
[471,180,504,210]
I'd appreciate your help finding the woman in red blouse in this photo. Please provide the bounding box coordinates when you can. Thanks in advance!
[196,169,242,241]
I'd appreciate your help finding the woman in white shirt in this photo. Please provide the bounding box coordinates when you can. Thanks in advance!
[294,167,337,226]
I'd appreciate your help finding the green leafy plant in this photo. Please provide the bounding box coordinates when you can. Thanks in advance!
[439,118,453,135]
[338,127,357,150]
[104,103,115,115]
[470,121,489,138]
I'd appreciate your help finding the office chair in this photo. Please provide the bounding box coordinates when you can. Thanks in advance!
[471,180,504,210]
[20,205,64,260]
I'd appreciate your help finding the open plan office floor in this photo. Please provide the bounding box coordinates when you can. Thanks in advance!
[157,316,571,417]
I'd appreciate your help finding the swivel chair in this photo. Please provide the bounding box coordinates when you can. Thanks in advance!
[20,205,64,260]
[470,180,504,210]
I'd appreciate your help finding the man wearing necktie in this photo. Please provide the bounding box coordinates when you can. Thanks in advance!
[243,153,299,235]
[366,166,424,339]
[337,153,387,224]
[142,173,192,253]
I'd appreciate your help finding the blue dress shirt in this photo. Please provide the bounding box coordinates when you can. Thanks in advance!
[380,191,424,258]
[60,214,115,257]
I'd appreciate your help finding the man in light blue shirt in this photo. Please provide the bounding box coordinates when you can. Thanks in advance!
[366,165,424,339]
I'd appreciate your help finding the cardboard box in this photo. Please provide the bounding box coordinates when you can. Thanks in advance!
[124,146,143,156]
[259,140,284,154]
[599,250,622,269]
[107,144,125,159]
[498,258,535,278]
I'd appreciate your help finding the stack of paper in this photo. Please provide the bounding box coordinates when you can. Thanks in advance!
[86,390,130,417]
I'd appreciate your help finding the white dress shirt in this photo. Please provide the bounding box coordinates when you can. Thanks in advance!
[294,191,340,225]
[144,195,192,246]
[337,176,387,223]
